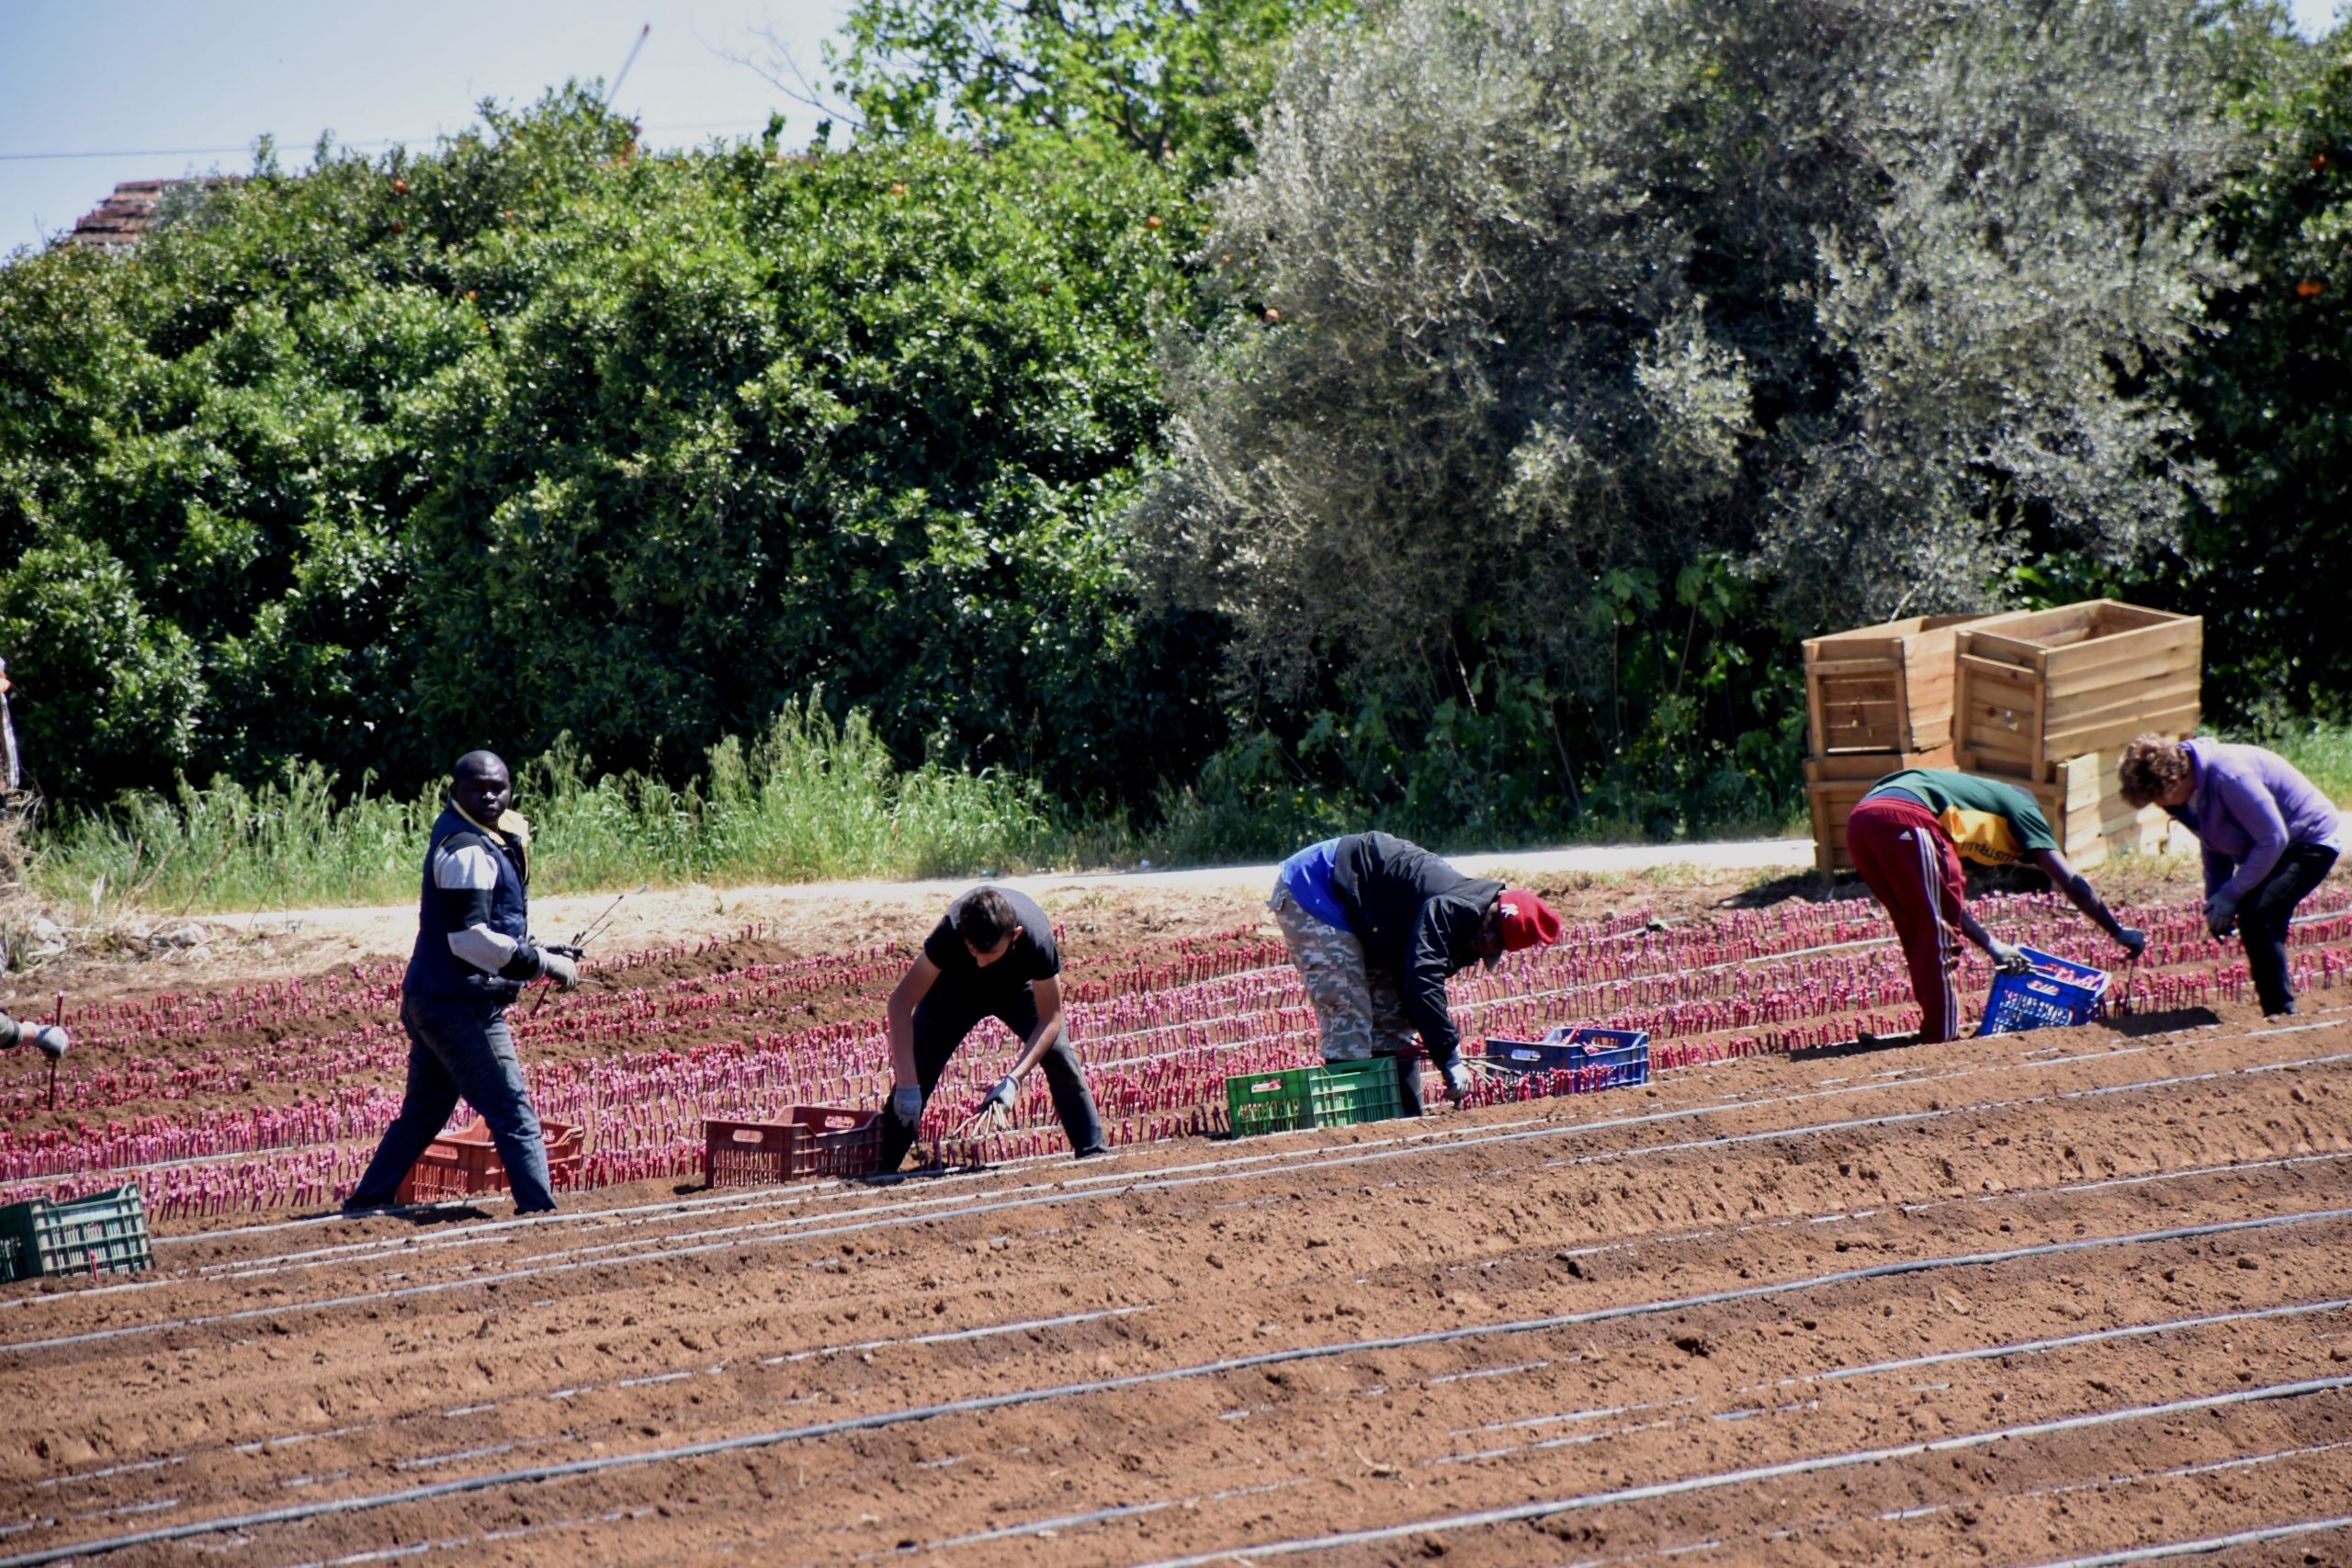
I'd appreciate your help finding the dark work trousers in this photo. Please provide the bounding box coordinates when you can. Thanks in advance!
[877,984,1109,1170]
[1373,1048,1429,1115]
[2233,842,2339,1016]
[345,990,556,1213]
[1846,795,1969,1044]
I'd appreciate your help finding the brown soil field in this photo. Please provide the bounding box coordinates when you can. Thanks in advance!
[5,863,2351,1567]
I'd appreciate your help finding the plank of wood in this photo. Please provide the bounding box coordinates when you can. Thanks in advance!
[2041,701,2201,762]
[2041,619,2201,685]
[1957,654,2039,695]
[2042,671,2202,730]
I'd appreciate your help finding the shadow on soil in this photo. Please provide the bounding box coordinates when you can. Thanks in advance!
[2098,1007,2224,1037]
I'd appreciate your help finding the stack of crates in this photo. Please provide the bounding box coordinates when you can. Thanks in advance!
[1803,614,2000,876]
[1225,1058,1408,1138]
[396,1117,585,1203]
[1953,601,2201,869]
[0,1184,153,1282]
[703,1106,883,1186]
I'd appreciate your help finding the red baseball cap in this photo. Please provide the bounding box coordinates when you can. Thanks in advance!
[1496,889,1562,951]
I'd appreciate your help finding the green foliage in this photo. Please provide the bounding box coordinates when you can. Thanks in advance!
[1136,0,2249,837]
[2160,18,2352,725]
[34,701,1063,913]
[823,0,1353,185]
[0,88,1219,811]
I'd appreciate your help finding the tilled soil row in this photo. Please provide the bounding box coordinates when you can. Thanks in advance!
[3,1008,2350,1567]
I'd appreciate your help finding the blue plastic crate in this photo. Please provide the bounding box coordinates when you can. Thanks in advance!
[1978,946,2109,1036]
[1478,1025,1651,1090]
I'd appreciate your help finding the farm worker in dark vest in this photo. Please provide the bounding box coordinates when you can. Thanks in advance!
[1847,767,2145,1043]
[1271,832,1562,1112]
[2117,734,2342,1017]
[344,751,577,1213]
[878,886,1109,1171]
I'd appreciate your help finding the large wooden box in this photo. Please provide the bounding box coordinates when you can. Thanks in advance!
[1954,602,2200,783]
[1804,614,2008,756]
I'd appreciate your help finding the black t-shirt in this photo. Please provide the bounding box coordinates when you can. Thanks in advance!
[922,886,1060,994]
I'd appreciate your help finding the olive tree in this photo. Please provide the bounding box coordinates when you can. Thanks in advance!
[1135,0,2241,816]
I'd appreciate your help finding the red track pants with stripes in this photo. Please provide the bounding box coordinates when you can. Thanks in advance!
[1847,795,1971,1043]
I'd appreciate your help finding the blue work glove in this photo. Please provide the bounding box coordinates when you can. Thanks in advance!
[1986,940,2032,976]
[2204,895,2239,941]
[979,1076,1019,1115]
[889,1082,925,1123]
[2115,927,2148,960]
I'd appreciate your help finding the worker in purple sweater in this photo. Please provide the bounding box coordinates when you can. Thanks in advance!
[2118,734,2344,1016]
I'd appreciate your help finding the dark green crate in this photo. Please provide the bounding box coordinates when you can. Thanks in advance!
[0,1234,20,1287]
[1225,1058,1408,1137]
[0,1185,153,1281]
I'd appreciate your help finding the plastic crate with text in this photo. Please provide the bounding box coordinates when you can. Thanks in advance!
[1477,1026,1651,1091]
[0,1184,153,1280]
[1979,948,2109,1036]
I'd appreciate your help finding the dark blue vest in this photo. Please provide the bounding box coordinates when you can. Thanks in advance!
[404,806,531,1002]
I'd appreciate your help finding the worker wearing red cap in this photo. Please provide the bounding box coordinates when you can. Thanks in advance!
[1271,831,1562,1111]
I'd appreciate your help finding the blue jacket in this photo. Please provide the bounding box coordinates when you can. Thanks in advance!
[404,805,548,1002]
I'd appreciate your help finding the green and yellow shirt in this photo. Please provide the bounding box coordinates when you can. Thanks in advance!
[1861,769,2056,868]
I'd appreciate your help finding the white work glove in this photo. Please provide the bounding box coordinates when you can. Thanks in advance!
[979,1076,1019,1114]
[536,949,579,989]
[10,1020,67,1059]
[1441,1059,1473,1105]
[889,1082,925,1123]
[1986,940,2032,976]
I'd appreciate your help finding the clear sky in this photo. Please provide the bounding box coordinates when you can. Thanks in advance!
[0,0,848,257]
[2,0,2347,258]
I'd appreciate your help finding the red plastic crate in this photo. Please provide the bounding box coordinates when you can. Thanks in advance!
[786,1106,882,1180]
[703,1118,798,1189]
[397,1117,583,1203]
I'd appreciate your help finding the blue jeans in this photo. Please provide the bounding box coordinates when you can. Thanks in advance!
[345,989,556,1212]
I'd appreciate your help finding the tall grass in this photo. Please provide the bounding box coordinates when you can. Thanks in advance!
[31,703,1065,915]
[2269,721,2352,805]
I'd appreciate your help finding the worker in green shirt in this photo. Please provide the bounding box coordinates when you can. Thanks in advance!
[1848,769,2145,1042]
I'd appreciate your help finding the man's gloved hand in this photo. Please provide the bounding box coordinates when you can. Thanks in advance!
[979,1076,1019,1115]
[1986,939,2032,976]
[2204,895,2239,941]
[2116,926,2148,960]
[537,949,579,989]
[1441,1059,1474,1105]
[10,1020,67,1059]
[889,1082,925,1123]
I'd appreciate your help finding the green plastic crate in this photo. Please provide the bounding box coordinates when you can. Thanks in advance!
[1226,1058,1408,1137]
[0,1184,153,1282]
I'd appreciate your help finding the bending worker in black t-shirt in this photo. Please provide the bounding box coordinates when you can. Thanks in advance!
[876,886,1110,1171]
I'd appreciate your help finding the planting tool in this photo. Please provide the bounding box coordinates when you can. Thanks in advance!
[530,886,646,1014]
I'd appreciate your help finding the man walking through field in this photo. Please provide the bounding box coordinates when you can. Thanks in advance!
[344,751,577,1213]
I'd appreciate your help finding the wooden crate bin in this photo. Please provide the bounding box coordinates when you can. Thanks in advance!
[1815,752,2172,878]
[1954,601,2200,782]
[1804,614,2009,756]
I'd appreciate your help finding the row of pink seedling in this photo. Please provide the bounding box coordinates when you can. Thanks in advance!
[4,889,2341,1213]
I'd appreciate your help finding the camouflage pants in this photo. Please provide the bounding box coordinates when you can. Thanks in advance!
[1270,883,1418,1064]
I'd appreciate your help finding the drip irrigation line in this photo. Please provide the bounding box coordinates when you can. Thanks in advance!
[11,1039,2346,1351]
[2010,1515,2352,1567]
[1107,1375,2352,1568]
[7,1210,2352,1564]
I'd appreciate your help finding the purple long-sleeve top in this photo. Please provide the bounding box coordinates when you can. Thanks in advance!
[2176,739,2345,907]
